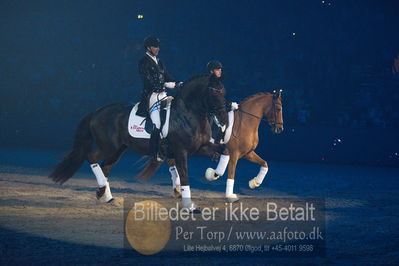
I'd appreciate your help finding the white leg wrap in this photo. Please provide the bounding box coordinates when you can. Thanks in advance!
[102,181,113,202]
[181,185,191,199]
[91,163,107,187]
[226,179,234,197]
[169,166,181,188]
[215,154,230,176]
[255,166,268,184]
[181,185,197,210]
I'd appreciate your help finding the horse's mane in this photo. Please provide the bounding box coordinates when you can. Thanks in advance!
[175,74,210,98]
[183,74,209,84]
[240,92,271,104]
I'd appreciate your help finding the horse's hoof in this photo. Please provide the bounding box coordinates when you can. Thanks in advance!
[106,198,114,203]
[173,185,182,198]
[96,182,113,203]
[205,168,220,181]
[182,202,201,213]
[226,194,239,203]
[249,178,260,189]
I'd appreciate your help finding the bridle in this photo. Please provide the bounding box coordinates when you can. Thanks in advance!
[238,94,283,128]
[270,96,284,128]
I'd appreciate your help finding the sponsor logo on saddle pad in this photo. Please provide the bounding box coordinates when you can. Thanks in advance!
[128,103,151,139]
[131,125,145,133]
[128,101,172,139]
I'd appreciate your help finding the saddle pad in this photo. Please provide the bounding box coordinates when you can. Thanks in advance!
[128,103,151,139]
[223,110,235,144]
[209,110,235,144]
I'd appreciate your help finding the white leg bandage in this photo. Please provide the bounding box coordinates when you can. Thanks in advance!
[102,181,113,202]
[169,166,181,189]
[181,185,196,210]
[91,163,107,187]
[215,154,230,176]
[226,179,234,197]
[255,166,268,184]
[181,185,191,199]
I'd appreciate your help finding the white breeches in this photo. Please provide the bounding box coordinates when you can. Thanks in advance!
[149,91,167,129]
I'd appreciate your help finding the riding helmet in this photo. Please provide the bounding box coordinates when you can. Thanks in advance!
[207,60,223,73]
[144,36,160,48]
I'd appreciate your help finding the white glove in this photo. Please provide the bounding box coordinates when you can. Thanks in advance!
[231,102,239,110]
[164,82,176,89]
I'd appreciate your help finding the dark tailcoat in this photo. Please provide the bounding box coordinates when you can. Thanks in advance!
[137,54,175,116]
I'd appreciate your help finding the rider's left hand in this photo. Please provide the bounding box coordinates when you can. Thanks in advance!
[164,82,176,89]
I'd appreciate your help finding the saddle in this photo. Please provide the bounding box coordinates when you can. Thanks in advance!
[128,98,173,139]
[210,110,235,144]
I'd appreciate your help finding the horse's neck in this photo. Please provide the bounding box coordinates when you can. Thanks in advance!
[178,90,207,114]
[173,98,207,121]
[242,96,268,116]
[239,95,269,129]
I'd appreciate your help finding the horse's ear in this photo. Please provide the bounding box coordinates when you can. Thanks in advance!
[278,89,283,98]
[273,89,282,99]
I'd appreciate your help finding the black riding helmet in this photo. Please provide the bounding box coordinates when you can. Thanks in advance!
[207,60,223,73]
[144,36,160,48]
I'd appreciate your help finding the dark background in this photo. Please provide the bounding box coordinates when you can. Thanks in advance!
[1,0,398,166]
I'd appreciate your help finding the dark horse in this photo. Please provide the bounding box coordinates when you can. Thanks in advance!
[49,74,229,211]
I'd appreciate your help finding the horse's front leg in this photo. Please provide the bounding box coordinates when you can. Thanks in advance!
[225,152,240,203]
[174,151,199,212]
[244,151,269,189]
[199,143,230,182]
[167,159,181,198]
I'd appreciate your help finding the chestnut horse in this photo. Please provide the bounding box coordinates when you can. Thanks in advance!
[168,89,284,202]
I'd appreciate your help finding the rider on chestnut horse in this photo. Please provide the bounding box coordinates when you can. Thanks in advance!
[206,60,239,144]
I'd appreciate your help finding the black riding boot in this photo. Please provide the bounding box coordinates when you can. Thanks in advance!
[149,127,163,162]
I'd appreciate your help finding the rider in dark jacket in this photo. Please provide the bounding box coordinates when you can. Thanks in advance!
[206,61,238,112]
[206,61,238,144]
[138,36,179,161]
[137,36,176,116]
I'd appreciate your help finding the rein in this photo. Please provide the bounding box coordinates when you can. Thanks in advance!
[237,109,269,123]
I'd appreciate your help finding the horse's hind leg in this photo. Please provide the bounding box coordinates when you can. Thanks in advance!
[87,146,125,203]
[244,151,269,189]
[86,148,113,202]
[100,145,127,177]
[92,145,127,201]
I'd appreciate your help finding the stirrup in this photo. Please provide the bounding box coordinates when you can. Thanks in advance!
[154,152,164,162]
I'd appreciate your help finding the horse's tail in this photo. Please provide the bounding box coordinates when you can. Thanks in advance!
[136,158,163,180]
[49,112,94,184]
